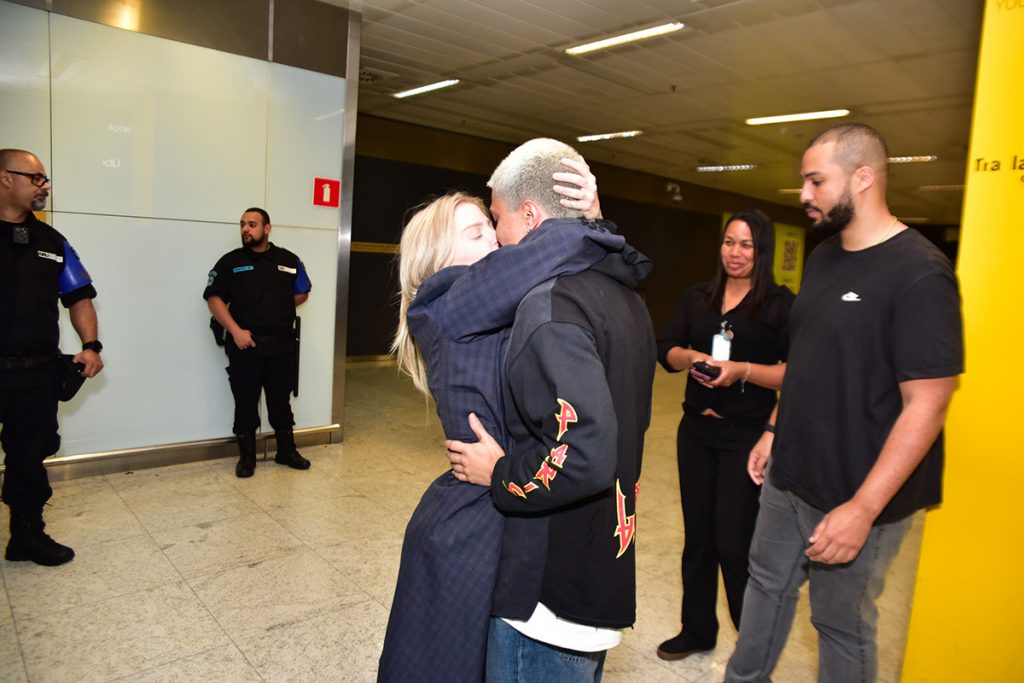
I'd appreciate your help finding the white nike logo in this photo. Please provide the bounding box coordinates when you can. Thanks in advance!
[841,291,861,302]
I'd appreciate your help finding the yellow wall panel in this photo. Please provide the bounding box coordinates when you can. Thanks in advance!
[902,1,1024,680]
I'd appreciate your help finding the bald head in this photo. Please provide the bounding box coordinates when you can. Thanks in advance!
[0,149,38,168]
[807,123,889,185]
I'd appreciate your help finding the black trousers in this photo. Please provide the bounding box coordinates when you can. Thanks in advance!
[676,412,763,646]
[226,350,296,435]
[0,371,60,510]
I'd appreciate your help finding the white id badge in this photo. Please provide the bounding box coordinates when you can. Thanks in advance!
[712,333,731,360]
[711,321,733,360]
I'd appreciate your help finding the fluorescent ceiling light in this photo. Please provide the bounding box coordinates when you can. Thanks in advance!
[745,109,850,126]
[577,130,643,142]
[392,79,459,99]
[697,164,756,173]
[919,184,964,191]
[566,22,685,55]
[888,155,938,163]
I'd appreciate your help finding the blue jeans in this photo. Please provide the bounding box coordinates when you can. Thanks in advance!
[725,467,911,683]
[486,618,607,683]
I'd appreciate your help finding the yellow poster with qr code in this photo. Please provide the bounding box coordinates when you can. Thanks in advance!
[772,223,805,292]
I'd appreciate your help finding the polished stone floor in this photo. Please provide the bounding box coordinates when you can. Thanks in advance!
[0,363,922,682]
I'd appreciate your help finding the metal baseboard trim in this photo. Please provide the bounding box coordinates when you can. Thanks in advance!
[346,354,396,365]
[34,425,342,482]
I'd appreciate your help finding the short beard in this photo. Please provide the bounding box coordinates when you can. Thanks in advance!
[808,190,854,238]
[242,234,268,250]
[30,196,47,212]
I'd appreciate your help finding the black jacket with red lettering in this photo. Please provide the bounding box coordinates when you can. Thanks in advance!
[489,246,656,629]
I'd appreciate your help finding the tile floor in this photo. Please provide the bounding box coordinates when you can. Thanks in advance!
[0,363,923,682]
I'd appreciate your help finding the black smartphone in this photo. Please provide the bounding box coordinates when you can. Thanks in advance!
[692,361,721,379]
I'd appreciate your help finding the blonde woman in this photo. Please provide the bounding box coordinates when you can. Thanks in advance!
[378,161,623,683]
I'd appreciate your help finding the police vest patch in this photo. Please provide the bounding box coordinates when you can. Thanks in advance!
[38,250,63,263]
[277,265,297,274]
[207,270,217,286]
[232,265,254,273]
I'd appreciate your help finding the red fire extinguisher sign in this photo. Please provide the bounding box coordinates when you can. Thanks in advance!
[313,178,341,207]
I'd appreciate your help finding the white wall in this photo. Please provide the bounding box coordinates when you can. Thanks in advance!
[1,2,345,455]
[0,2,51,161]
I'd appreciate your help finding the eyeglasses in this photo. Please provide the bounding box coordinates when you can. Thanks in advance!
[4,170,50,187]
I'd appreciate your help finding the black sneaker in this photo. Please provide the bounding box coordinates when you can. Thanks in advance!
[656,632,714,661]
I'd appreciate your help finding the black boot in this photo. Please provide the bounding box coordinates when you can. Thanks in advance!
[274,429,310,470]
[235,431,257,478]
[5,507,75,566]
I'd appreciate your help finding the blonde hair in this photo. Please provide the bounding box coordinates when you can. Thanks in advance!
[487,138,583,220]
[392,192,489,395]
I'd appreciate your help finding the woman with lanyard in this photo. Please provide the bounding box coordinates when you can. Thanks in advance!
[656,209,795,661]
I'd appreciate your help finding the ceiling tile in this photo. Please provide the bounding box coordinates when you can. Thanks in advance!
[355,0,983,224]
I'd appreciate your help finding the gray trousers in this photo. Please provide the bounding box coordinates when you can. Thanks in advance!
[725,465,910,683]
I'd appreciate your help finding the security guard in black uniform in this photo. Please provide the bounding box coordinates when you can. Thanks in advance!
[0,149,104,566]
[204,207,312,478]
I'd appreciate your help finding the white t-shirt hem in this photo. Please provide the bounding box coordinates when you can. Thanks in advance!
[501,602,622,653]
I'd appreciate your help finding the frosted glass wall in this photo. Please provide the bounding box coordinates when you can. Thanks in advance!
[1,2,345,455]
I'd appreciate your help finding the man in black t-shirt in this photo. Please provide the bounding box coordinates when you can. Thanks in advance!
[1,149,105,566]
[204,207,312,478]
[726,124,963,683]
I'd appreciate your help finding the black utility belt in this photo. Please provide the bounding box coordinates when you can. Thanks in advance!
[0,355,55,371]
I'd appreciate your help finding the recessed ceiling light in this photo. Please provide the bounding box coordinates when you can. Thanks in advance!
[697,164,756,173]
[777,189,802,194]
[888,155,938,163]
[577,130,643,142]
[566,22,685,56]
[745,109,850,126]
[392,79,460,99]
[110,5,140,31]
[919,184,964,191]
